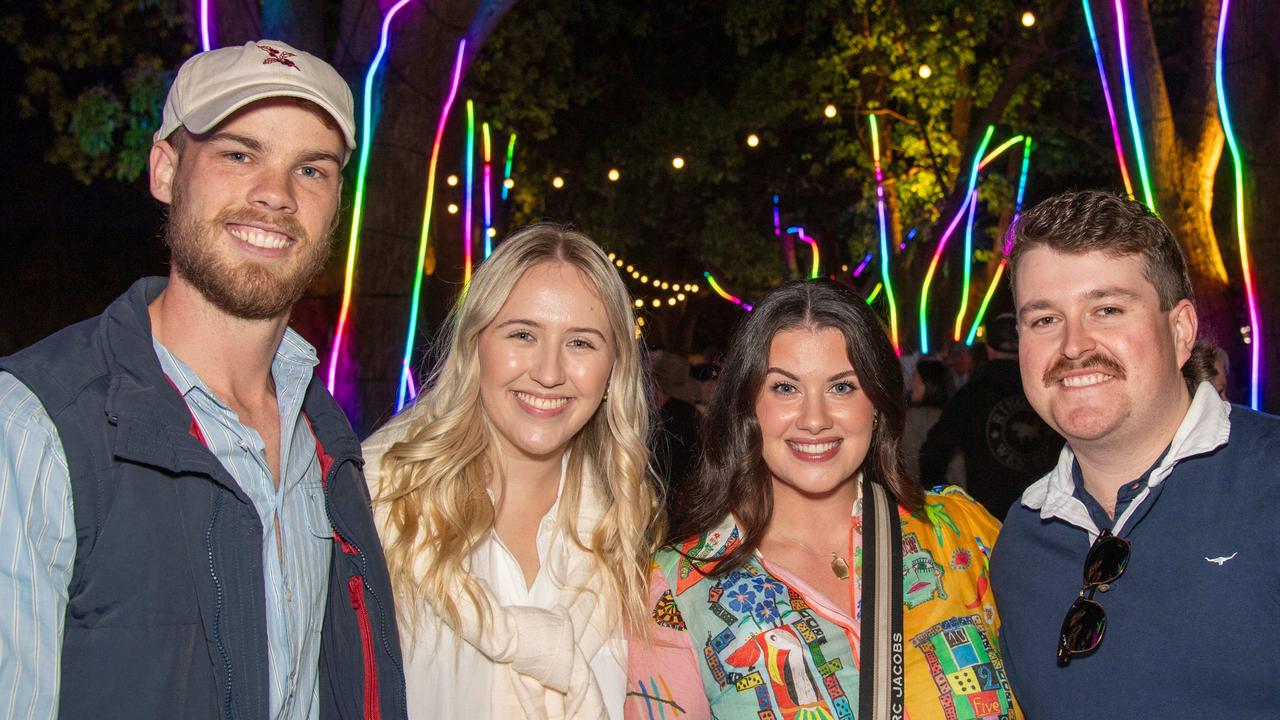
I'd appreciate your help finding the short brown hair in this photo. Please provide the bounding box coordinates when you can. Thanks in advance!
[1009,190,1194,310]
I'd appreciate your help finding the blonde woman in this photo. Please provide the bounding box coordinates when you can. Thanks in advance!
[363,224,661,719]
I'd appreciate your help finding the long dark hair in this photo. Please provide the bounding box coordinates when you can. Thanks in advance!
[668,279,924,574]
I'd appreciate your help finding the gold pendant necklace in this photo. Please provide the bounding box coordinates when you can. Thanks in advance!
[830,552,850,580]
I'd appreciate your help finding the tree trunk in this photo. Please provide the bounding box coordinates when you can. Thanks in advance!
[1128,0,1232,348]
[1226,0,1280,408]
[332,0,517,433]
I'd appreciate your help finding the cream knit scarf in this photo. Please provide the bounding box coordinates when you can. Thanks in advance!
[365,417,612,719]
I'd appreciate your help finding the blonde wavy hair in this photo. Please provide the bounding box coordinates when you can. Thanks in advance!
[375,223,663,638]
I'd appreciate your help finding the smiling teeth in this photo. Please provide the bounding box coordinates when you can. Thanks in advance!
[1061,373,1112,388]
[229,226,289,249]
[788,440,839,454]
[515,391,568,410]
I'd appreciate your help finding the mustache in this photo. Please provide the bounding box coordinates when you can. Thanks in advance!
[213,206,309,242]
[1042,352,1127,387]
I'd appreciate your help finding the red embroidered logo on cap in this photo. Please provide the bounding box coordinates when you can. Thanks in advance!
[257,44,300,71]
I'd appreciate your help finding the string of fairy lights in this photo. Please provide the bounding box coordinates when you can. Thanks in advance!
[196,4,1261,411]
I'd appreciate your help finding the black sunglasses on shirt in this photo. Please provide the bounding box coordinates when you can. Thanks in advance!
[1057,528,1131,666]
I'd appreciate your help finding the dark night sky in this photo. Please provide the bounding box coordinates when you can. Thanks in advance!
[0,44,168,355]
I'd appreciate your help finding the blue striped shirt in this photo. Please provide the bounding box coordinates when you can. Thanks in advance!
[0,328,330,720]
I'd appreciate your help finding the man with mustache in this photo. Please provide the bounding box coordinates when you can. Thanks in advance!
[0,42,405,719]
[990,190,1280,718]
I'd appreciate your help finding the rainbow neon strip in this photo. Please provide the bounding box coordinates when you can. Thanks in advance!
[951,190,981,341]
[867,283,884,304]
[919,125,994,355]
[326,0,417,393]
[1215,0,1261,409]
[482,122,493,258]
[1082,0,1135,198]
[199,0,212,50]
[966,137,1033,345]
[1113,0,1157,212]
[463,99,476,286]
[397,39,467,411]
[869,114,901,352]
[501,133,516,200]
[704,271,751,312]
[787,227,820,279]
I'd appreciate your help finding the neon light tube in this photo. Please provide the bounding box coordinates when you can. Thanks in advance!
[704,271,748,310]
[787,227,820,279]
[773,195,782,236]
[1082,0,1135,198]
[199,0,212,51]
[867,283,883,304]
[397,39,467,411]
[980,135,1025,169]
[966,138,1034,345]
[501,133,516,201]
[852,253,873,278]
[951,189,981,341]
[482,121,493,258]
[1216,0,1261,409]
[919,125,995,354]
[463,99,475,286]
[1114,0,1157,212]
[869,114,901,352]
[326,0,416,393]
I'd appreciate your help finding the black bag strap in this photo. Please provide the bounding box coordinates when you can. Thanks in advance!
[858,474,905,720]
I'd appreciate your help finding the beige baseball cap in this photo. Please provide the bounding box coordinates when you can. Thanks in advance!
[156,40,356,155]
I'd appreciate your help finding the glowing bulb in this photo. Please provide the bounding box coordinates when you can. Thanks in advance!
[841,264,849,272]
[615,259,624,267]
[608,252,616,260]
[641,275,649,283]
[918,64,932,79]
[446,203,459,214]
[608,168,620,182]
[634,299,643,308]
[823,104,838,118]
[637,317,645,326]
[446,174,458,186]
[691,284,700,293]
[661,282,669,290]
[486,227,496,237]
[632,271,640,279]
[668,297,677,306]
[671,156,685,170]
[653,279,661,287]
[746,133,760,147]
[503,178,515,189]
[552,176,564,189]
[1021,10,1036,27]
[627,265,635,272]
[677,292,686,301]
[652,299,661,308]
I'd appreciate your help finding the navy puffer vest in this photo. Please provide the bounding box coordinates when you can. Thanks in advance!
[0,278,406,720]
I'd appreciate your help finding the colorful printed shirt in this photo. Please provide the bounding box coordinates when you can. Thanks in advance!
[626,486,1019,720]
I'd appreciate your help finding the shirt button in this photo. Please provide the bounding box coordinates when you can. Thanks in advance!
[1098,583,1111,592]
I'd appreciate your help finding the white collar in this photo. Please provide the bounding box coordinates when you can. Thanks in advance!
[1019,382,1231,540]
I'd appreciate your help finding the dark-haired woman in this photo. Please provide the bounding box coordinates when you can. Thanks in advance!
[625,280,1018,720]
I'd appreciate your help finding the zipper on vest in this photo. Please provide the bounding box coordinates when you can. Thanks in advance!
[348,576,381,720]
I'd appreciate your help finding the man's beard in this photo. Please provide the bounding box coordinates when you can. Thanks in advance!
[164,186,337,321]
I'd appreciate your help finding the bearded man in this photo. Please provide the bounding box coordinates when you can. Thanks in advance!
[0,41,405,719]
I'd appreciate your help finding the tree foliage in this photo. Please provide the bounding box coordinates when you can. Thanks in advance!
[1,0,191,183]
[467,0,1110,350]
